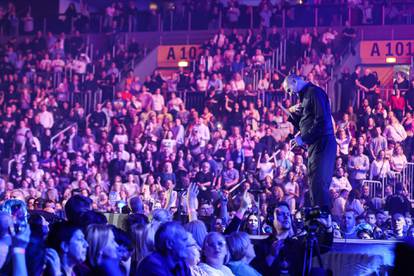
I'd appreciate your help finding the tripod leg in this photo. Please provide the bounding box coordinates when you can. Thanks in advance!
[308,238,314,276]
[302,239,309,276]
[313,237,324,269]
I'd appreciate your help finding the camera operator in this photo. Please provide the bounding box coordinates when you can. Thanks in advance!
[224,199,333,276]
[254,202,333,276]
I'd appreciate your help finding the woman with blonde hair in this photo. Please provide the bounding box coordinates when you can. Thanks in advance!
[185,220,208,248]
[199,232,234,276]
[86,224,122,275]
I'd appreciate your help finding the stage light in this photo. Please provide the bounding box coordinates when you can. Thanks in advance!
[178,60,189,67]
[386,57,396,63]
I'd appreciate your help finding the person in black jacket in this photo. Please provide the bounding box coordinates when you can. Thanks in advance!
[225,197,333,276]
[108,151,126,182]
[282,74,336,208]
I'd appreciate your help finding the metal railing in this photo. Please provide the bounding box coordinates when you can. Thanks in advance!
[6,158,16,176]
[364,162,414,200]
[1,3,414,36]
[50,122,77,150]
[354,88,394,110]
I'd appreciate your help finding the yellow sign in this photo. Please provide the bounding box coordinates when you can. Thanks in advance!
[157,45,202,68]
[360,40,414,64]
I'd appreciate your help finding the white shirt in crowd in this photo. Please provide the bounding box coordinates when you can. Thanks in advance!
[52,58,65,72]
[383,123,407,143]
[152,94,165,112]
[231,79,245,91]
[336,135,352,155]
[329,176,352,193]
[38,110,54,129]
[391,154,407,172]
[193,123,210,147]
[258,162,274,181]
[370,159,391,179]
[197,79,209,92]
[198,263,235,276]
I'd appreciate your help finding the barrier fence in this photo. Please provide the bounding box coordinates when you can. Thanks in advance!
[363,162,414,200]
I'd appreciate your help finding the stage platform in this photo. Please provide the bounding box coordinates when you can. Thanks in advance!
[321,239,395,276]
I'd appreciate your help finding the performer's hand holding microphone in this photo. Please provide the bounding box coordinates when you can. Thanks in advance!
[290,132,305,149]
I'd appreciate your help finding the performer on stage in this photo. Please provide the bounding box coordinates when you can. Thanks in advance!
[282,74,336,208]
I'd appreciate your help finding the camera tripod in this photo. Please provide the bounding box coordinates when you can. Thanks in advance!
[302,227,325,276]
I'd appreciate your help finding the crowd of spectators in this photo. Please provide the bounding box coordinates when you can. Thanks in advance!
[0,2,414,275]
[1,1,414,36]
[1,13,414,245]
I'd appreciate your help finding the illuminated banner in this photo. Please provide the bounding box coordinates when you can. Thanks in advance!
[360,40,414,64]
[157,45,202,68]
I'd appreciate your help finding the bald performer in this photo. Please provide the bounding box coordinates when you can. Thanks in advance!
[282,74,336,208]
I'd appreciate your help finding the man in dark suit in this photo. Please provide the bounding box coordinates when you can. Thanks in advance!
[108,151,126,182]
[283,74,336,208]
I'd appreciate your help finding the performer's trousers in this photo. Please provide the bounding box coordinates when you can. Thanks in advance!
[307,135,337,208]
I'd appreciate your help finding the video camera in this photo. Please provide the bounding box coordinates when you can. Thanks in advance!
[301,206,330,222]
[294,206,330,234]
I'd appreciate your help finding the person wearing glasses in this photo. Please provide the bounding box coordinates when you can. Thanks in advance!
[185,232,208,276]
[199,232,234,276]
[251,202,333,276]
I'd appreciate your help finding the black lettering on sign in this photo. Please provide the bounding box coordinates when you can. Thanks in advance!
[385,42,392,56]
[167,47,175,60]
[395,42,404,56]
[406,42,413,55]
[180,47,186,59]
[370,43,380,56]
[189,47,197,59]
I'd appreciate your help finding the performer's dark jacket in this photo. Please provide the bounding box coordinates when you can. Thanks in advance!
[225,216,333,276]
[288,83,334,144]
[287,83,337,207]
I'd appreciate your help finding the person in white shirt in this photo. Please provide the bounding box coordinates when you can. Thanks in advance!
[321,47,335,67]
[40,53,52,70]
[160,130,177,155]
[370,150,391,180]
[199,232,235,276]
[72,53,90,74]
[252,49,265,67]
[329,167,352,194]
[257,152,276,181]
[199,49,214,73]
[51,53,65,72]
[152,88,165,113]
[197,73,209,92]
[322,28,338,46]
[167,92,184,112]
[172,118,185,146]
[331,189,349,219]
[383,116,407,143]
[193,118,210,148]
[336,127,352,156]
[390,145,407,173]
[213,28,226,48]
[257,72,270,91]
[230,73,245,92]
[26,161,45,188]
[38,104,54,129]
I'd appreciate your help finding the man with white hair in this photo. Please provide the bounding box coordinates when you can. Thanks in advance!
[282,74,336,208]
[137,221,191,276]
